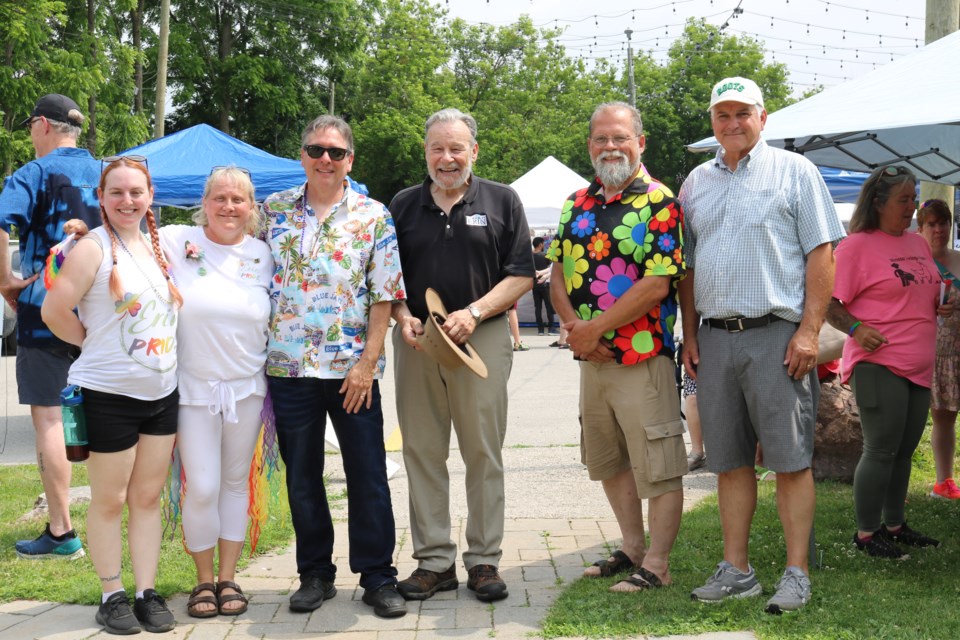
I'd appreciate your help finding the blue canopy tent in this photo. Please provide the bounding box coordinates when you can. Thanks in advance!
[120,124,305,208]
[819,166,869,204]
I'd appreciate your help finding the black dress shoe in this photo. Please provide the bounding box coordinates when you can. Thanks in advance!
[362,584,407,618]
[289,575,337,612]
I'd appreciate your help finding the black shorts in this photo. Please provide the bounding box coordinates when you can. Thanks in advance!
[83,388,179,453]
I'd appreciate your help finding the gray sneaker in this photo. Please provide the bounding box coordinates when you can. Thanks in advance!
[691,561,762,602]
[765,566,811,614]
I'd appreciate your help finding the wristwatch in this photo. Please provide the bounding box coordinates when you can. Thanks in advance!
[466,304,483,324]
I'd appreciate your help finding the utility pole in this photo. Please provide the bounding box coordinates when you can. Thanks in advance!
[920,0,959,226]
[625,29,636,107]
[154,0,171,138]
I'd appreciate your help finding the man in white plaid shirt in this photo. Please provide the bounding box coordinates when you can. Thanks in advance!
[678,77,844,614]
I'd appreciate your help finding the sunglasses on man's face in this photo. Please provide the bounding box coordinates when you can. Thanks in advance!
[302,145,350,161]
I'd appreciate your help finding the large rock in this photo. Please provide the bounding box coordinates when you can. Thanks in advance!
[17,486,91,523]
[813,376,862,482]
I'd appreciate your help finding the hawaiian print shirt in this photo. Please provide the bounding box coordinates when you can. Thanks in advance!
[262,180,405,379]
[547,164,685,365]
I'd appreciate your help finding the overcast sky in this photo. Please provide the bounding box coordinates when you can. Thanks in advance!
[431,0,927,95]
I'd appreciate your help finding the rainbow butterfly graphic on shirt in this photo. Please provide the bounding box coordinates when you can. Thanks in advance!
[115,292,142,318]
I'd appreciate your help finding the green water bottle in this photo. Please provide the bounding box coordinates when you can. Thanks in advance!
[61,385,89,462]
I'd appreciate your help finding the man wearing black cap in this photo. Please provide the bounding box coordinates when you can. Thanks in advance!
[0,94,101,559]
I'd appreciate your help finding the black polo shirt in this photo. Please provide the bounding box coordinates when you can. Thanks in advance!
[389,175,535,322]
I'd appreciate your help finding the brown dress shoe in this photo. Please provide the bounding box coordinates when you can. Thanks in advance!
[396,565,458,600]
[467,564,508,602]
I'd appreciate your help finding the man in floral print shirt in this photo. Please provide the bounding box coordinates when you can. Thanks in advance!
[262,115,408,619]
[549,102,687,595]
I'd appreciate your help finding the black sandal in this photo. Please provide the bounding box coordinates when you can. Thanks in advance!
[588,550,638,577]
[612,567,664,591]
[187,582,218,618]
[216,580,249,616]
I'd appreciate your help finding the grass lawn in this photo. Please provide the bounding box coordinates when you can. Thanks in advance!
[542,427,960,640]
[0,463,295,605]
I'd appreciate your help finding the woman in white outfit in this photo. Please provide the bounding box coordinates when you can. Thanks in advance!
[160,167,272,618]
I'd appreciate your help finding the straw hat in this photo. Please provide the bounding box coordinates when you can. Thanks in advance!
[417,288,488,379]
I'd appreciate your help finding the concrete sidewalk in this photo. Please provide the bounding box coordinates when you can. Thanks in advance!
[0,515,755,640]
[0,330,753,640]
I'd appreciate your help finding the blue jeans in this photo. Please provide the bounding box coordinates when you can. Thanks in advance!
[268,376,397,590]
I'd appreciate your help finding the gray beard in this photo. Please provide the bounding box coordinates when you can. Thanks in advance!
[429,159,473,191]
[593,153,639,190]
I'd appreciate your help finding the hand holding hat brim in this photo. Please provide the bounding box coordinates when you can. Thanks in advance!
[417,288,488,379]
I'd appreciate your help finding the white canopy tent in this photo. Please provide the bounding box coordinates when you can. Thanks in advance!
[687,30,960,186]
[511,156,590,230]
[510,157,589,326]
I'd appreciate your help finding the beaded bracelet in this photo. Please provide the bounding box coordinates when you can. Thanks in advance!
[848,321,862,336]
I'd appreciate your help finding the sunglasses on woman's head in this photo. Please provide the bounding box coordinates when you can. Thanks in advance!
[881,165,908,177]
[101,154,149,172]
[209,165,252,176]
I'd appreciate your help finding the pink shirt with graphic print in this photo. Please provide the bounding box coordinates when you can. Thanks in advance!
[834,230,941,386]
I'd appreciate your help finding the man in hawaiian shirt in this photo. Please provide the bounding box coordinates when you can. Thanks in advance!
[262,115,407,619]
[549,101,687,594]
[678,77,842,614]
[1,94,100,561]
[389,108,534,603]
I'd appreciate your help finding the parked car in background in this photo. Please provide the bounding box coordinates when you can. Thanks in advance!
[2,240,20,355]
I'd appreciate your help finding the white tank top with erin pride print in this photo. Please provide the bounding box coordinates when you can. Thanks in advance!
[68,227,179,400]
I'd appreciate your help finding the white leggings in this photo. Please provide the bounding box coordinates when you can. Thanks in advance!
[177,395,264,552]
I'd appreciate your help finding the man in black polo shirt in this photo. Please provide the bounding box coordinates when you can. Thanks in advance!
[389,108,533,603]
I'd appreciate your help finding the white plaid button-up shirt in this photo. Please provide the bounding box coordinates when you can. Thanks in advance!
[679,139,845,322]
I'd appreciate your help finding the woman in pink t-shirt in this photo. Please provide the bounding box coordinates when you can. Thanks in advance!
[827,165,951,560]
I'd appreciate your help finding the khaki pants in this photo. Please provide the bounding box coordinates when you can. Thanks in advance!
[392,317,512,571]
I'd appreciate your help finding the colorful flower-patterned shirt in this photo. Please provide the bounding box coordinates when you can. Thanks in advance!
[547,165,685,365]
[263,180,406,379]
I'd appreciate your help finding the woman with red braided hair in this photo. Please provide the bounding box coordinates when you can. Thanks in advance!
[42,157,183,635]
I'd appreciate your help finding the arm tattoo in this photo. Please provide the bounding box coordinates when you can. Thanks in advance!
[100,572,121,583]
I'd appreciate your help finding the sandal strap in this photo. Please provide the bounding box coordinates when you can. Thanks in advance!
[616,567,663,590]
[636,567,663,587]
[190,582,217,598]
[216,580,244,595]
[218,592,248,605]
[591,549,636,577]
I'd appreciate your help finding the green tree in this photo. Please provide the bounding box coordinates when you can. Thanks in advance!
[638,19,791,188]
[163,0,375,157]
[446,16,618,186]
[342,0,456,202]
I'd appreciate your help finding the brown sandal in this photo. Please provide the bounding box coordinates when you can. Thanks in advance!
[216,580,249,616]
[187,582,218,618]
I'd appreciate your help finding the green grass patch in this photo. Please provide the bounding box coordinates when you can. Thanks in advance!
[0,463,296,605]
[543,427,960,640]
